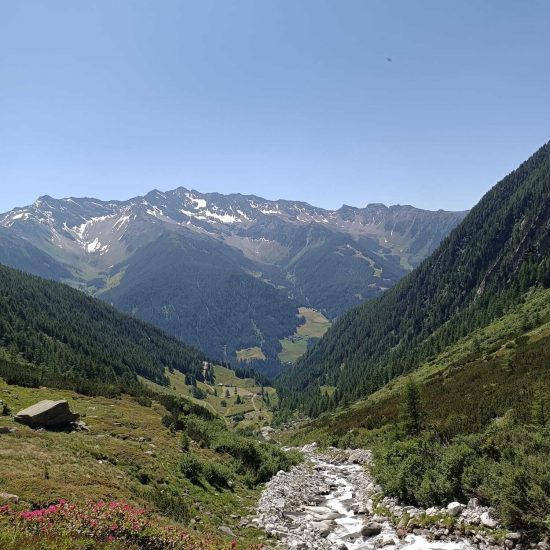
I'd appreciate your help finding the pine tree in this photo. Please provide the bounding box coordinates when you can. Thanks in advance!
[532,387,547,427]
[403,380,423,436]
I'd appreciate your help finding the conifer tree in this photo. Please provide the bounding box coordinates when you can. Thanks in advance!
[403,380,423,436]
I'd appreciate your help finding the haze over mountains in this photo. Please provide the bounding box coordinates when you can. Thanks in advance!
[0,188,466,366]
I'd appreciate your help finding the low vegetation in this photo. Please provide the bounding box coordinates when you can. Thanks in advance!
[0,499,220,549]
[278,307,331,364]
[0,374,298,549]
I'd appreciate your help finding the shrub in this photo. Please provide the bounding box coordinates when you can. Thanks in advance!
[180,453,203,483]
[181,415,226,447]
[371,419,550,536]
[135,395,152,407]
[0,499,219,549]
[146,487,191,523]
[180,432,190,451]
[201,460,233,489]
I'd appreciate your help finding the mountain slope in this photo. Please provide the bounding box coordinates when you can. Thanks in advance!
[0,188,466,365]
[101,230,300,360]
[0,263,207,388]
[278,140,550,416]
[0,227,72,281]
[284,287,550,537]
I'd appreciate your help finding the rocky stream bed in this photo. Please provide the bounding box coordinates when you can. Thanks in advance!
[253,445,547,550]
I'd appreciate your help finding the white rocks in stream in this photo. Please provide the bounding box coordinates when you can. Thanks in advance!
[253,446,547,550]
[255,446,479,549]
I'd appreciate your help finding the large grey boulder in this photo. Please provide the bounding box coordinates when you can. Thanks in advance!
[361,520,383,537]
[14,400,79,428]
[480,511,498,528]
[447,501,465,517]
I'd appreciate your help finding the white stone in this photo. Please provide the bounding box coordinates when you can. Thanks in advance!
[447,502,465,517]
[480,511,498,528]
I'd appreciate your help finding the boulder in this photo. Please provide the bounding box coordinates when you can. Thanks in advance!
[447,501,465,517]
[312,520,333,537]
[480,511,498,528]
[467,497,481,509]
[14,400,79,428]
[0,492,19,503]
[0,426,17,434]
[218,525,236,538]
[361,520,383,537]
[376,537,397,548]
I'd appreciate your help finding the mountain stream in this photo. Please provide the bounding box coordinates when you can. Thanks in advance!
[255,446,474,549]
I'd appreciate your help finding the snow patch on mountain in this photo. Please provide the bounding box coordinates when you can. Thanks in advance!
[146,206,165,218]
[86,238,102,253]
[185,193,207,209]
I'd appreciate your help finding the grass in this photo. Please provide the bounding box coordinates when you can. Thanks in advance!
[278,307,331,363]
[140,365,277,427]
[0,380,272,548]
[236,347,266,361]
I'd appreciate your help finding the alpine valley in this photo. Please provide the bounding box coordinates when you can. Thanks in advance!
[3,4,550,550]
[0,142,548,550]
[0,189,466,372]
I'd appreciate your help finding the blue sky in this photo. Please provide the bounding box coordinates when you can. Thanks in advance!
[1,0,549,213]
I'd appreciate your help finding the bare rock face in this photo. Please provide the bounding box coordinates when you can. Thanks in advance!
[14,400,79,428]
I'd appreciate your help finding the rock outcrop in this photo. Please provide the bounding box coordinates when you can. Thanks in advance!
[14,400,79,428]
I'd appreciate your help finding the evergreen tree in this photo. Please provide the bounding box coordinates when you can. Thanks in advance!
[532,388,547,427]
[403,380,423,436]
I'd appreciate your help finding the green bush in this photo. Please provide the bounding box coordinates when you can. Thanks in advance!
[180,453,203,483]
[135,395,152,407]
[201,460,233,489]
[417,440,475,505]
[371,418,550,535]
[181,415,225,448]
[146,487,191,523]
[180,432,190,451]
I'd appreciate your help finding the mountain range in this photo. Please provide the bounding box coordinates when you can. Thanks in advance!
[0,189,466,367]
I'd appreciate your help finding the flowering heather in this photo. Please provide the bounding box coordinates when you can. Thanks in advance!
[0,499,239,549]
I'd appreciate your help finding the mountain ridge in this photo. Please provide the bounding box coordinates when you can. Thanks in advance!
[0,186,467,367]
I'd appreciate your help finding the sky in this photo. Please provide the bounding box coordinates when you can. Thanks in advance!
[1,1,549,214]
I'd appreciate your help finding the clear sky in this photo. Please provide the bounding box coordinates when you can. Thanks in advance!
[1,1,549,214]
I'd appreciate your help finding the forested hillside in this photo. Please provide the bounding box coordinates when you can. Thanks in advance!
[0,188,465,368]
[278,140,550,417]
[101,231,300,362]
[0,264,207,389]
